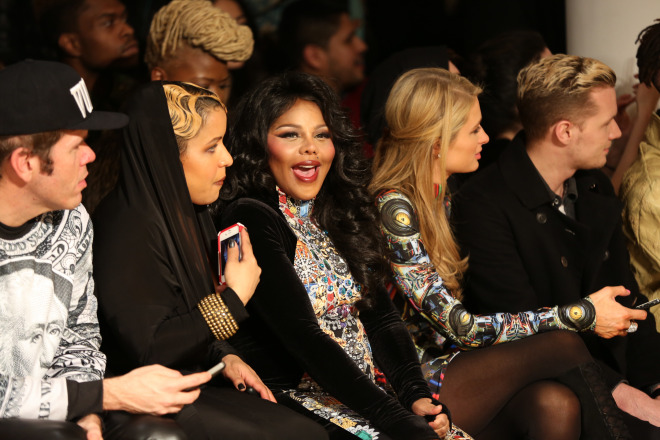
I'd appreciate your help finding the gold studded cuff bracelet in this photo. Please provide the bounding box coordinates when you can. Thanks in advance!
[198,293,239,340]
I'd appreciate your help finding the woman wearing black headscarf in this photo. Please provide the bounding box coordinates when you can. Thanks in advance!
[92,81,328,440]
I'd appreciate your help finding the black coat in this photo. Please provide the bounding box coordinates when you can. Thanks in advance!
[453,133,660,390]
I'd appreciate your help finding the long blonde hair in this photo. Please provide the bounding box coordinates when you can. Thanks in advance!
[370,68,481,297]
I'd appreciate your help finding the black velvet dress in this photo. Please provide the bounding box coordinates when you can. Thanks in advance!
[92,82,328,440]
[220,190,441,440]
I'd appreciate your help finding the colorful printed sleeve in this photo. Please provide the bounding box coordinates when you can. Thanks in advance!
[376,190,596,350]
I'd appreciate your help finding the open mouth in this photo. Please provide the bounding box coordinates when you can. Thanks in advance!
[292,161,320,182]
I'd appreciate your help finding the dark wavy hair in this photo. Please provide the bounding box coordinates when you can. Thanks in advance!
[637,19,660,90]
[220,72,387,304]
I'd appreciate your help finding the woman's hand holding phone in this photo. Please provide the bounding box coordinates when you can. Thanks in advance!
[224,228,261,305]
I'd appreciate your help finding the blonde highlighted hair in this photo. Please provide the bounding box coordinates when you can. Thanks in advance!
[163,82,225,153]
[517,54,616,142]
[145,0,254,70]
[370,68,481,297]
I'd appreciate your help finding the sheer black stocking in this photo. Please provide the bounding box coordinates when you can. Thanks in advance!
[436,331,626,439]
[478,380,581,440]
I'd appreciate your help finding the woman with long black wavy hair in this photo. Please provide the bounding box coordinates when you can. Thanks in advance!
[92,81,329,440]
[217,72,461,440]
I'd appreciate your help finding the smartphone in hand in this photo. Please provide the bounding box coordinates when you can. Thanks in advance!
[208,361,226,378]
[218,223,245,285]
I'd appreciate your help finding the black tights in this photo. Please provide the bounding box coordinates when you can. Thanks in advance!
[438,331,609,439]
[478,380,581,440]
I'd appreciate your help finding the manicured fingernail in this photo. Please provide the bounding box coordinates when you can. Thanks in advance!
[229,240,236,248]
[237,383,245,390]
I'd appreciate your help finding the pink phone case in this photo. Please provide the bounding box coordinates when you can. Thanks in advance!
[218,223,245,285]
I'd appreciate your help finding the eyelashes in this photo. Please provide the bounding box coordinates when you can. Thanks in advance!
[275,131,332,140]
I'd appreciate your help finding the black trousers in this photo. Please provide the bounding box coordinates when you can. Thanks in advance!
[0,419,87,440]
[0,387,329,440]
[0,415,186,440]
[171,385,329,440]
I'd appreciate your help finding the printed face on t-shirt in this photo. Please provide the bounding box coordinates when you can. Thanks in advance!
[0,268,68,378]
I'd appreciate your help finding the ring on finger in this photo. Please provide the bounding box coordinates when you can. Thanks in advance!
[627,321,639,333]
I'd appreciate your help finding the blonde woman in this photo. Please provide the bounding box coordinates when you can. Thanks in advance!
[93,82,328,440]
[370,67,633,440]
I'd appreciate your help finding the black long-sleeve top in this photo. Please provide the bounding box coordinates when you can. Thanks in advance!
[93,204,246,375]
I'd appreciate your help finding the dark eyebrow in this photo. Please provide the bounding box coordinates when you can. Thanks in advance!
[97,12,118,20]
[272,123,300,130]
[97,8,127,21]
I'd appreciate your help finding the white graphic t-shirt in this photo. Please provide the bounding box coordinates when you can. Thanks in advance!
[0,205,105,420]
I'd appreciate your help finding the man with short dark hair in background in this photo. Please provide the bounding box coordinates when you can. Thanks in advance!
[278,0,367,95]
[35,0,140,109]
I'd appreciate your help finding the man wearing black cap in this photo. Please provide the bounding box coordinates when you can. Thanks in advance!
[0,60,211,439]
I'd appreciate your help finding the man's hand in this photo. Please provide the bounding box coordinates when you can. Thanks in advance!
[588,286,647,338]
[221,354,276,403]
[613,383,660,426]
[103,365,211,415]
[77,413,103,440]
[411,398,449,439]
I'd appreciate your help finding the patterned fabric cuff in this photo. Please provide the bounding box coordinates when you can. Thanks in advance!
[583,297,597,332]
[557,297,597,332]
[198,293,239,340]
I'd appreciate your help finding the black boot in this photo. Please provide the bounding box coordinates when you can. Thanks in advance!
[558,362,631,440]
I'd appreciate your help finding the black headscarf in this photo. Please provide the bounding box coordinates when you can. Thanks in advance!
[94,81,217,310]
[360,46,451,146]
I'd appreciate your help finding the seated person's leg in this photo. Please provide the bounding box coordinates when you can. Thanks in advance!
[175,385,329,440]
[478,380,581,440]
[438,331,627,439]
[104,411,188,440]
[275,391,393,440]
[0,419,86,440]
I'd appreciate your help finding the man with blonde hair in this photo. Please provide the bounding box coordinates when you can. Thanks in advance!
[145,0,253,104]
[454,54,660,433]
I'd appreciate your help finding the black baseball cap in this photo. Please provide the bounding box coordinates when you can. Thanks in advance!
[0,59,129,136]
